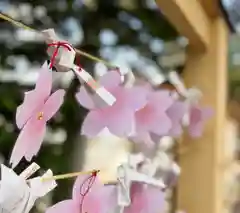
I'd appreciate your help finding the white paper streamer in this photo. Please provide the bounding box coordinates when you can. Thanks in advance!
[116,154,165,211]
[0,164,57,213]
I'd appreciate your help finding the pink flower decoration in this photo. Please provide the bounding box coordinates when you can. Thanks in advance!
[166,101,187,137]
[134,89,173,145]
[76,71,147,137]
[46,175,116,213]
[124,183,165,213]
[188,105,213,137]
[10,62,65,168]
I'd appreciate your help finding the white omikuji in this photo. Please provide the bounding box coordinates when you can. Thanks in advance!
[0,164,56,213]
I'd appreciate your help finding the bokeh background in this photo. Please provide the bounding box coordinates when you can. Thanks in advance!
[1,0,240,212]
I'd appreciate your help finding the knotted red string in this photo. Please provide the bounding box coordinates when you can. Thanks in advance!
[79,170,100,213]
[75,55,83,71]
[47,41,73,69]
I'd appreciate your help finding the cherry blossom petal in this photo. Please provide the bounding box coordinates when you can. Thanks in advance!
[10,117,46,168]
[42,89,65,121]
[126,86,148,111]
[135,104,158,133]
[16,90,38,129]
[188,122,203,137]
[82,184,116,213]
[124,183,146,213]
[150,113,171,135]
[107,108,134,136]
[188,106,213,137]
[72,175,84,201]
[189,106,202,125]
[72,175,116,213]
[124,184,165,213]
[99,71,121,89]
[149,90,173,113]
[145,187,165,213]
[72,175,103,200]
[167,101,187,136]
[75,86,95,109]
[16,62,53,129]
[46,200,77,213]
[81,111,105,137]
[35,62,52,101]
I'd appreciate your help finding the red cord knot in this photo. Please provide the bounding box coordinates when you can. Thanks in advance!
[75,55,83,71]
[92,170,100,176]
[47,41,73,69]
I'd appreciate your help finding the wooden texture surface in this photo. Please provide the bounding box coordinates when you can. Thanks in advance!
[177,17,228,213]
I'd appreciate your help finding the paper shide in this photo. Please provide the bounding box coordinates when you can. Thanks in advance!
[0,163,56,213]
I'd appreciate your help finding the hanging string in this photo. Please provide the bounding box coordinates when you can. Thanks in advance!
[0,12,35,31]
[79,170,99,213]
[41,169,100,182]
[0,12,116,68]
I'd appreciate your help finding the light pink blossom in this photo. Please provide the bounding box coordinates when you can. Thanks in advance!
[76,71,147,137]
[188,105,213,137]
[124,183,165,213]
[133,88,173,145]
[166,101,187,137]
[10,62,65,168]
[46,174,116,213]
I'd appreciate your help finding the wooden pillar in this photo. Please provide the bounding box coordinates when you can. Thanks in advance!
[177,17,229,213]
[155,0,229,212]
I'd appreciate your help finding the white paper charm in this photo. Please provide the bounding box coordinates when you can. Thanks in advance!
[151,151,181,187]
[42,29,76,72]
[116,154,165,208]
[168,71,188,97]
[0,163,57,213]
[19,162,40,179]
[72,65,116,106]
[43,29,117,106]
[168,71,202,102]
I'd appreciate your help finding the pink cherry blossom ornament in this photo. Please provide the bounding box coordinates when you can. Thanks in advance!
[166,101,187,137]
[10,62,65,168]
[188,105,213,137]
[133,88,173,145]
[46,174,116,213]
[76,71,147,137]
[124,183,165,213]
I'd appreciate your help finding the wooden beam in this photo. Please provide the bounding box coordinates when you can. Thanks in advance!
[198,0,219,18]
[155,0,210,52]
[177,17,229,213]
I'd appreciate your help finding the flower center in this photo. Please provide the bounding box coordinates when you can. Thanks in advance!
[37,112,44,120]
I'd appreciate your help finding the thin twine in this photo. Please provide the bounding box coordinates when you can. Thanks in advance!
[41,169,99,182]
[79,170,99,213]
[0,12,116,69]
